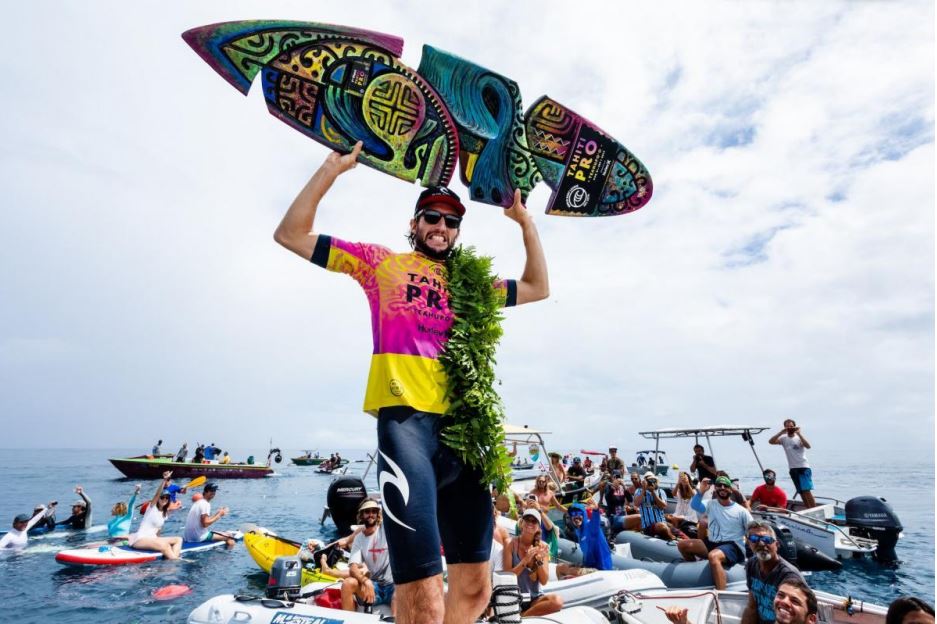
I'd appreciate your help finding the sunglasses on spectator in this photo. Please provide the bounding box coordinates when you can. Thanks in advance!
[748,535,776,545]
[714,483,731,489]
[418,210,462,229]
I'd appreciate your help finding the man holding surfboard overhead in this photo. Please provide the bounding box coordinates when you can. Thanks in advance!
[274,141,549,624]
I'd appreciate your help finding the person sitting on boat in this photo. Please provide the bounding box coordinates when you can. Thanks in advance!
[203,443,219,461]
[582,456,594,473]
[489,506,512,573]
[664,579,818,624]
[108,484,142,540]
[679,475,754,590]
[634,472,676,540]
[566,456,587,488]
[887,597,935,624]
[666,471,699,537]
[750,470,788,511]
[528,475,566,512]
[57,485,92,530]
[547,452,567,483]
[562,502,587,543]
[334,452,342,466]
[175,442,188,463]
[128,471,182,560]
[598,456,609,474]
[183,482,236,547]
[341,499,395,613]
[503,508,563,617]
[151,439,162,456]
[742,520,804,624]
[220,451,231,464]
[690,444,718,483]
[769,420,816,510]
[0,505,47,550]
[520,496,559,559]
[602,470,640,534]
[606,447,625,473]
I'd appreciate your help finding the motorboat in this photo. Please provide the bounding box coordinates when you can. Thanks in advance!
[607,586,886,624]
[637,426,902,563]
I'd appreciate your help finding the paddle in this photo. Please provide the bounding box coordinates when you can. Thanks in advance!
[182,476,207,489]
[240,523,304,548]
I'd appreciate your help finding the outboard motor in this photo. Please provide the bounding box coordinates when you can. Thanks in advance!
[774,524,798,564]
[326,476,367,536]
[845,496,903,563]
[266,555,302,600]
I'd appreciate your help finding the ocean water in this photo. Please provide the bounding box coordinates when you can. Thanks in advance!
[0,448,932,623]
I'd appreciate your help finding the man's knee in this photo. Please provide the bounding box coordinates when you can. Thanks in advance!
[708,549,727,565]
[342,578,359,593]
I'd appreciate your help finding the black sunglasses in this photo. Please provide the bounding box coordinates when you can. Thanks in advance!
[418,209,462,229]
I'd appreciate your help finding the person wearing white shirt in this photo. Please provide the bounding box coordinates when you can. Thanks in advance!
[769,419,815,509]
[183,482,234,546]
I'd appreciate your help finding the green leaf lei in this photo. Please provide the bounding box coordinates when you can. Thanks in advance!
[439,245,513,493]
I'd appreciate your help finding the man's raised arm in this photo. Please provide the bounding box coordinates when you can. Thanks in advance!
[504,189,549,305]
[273,142,363,259]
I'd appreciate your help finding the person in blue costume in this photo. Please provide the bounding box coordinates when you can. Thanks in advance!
[108,484,142,539]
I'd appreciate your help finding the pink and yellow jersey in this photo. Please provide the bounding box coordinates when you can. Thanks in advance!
[311,235,517,415]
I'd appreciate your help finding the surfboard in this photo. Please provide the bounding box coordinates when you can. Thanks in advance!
[182,21,459,187]
[183,20,653,217]
[54,532,243,566]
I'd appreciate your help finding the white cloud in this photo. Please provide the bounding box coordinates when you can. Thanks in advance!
[0,0,931,456]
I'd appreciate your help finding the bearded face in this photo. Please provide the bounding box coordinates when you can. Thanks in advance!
[410,207,460,260]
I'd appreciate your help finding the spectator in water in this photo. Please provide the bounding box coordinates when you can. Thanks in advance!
[108,484,142,539]
[0,506,48,550]
[58,485,92,530]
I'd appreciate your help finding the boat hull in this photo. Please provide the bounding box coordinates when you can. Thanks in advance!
[109,457,273,479]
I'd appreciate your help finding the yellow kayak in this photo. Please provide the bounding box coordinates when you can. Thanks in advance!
[243,530,338,586]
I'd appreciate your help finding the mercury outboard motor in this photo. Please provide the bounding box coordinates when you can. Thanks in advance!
[845,496,902,563]
[266,555,302,599]
[326,476,367,536]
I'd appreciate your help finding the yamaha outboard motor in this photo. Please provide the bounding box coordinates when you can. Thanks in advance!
[266,555,302,599]
[845,496,902,563]
[326,476,367,536]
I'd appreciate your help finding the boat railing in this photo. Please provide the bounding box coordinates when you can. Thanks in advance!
[757,506,874,551]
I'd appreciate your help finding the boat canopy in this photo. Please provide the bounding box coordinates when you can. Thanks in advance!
[638,426,767,438]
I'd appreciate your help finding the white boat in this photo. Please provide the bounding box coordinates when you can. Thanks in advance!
[608,586,886,624]
[637,426,902,562]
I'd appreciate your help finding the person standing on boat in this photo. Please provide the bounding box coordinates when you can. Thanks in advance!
[769,420,816,509]
[57,485,92,530]
[606,447,625,473]
[175,442,188,463]
[750,469,788,511]
[742,521,804,624]
[152,439,162,456]
[690,444,718,483]
[680,475,753,590]
[0,505,47,550]
[274,142,549,624]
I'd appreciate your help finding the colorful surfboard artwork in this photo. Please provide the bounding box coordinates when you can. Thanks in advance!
[183,20,652,217]
[182,21,459,187]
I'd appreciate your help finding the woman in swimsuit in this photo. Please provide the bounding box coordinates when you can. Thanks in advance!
[128,471,182,560]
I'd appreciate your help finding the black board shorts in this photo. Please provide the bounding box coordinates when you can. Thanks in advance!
[377,406,494,584]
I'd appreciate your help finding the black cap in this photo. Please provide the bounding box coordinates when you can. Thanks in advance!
[203,482,219,492]
[415,186,466,216]
[13,513,31,524]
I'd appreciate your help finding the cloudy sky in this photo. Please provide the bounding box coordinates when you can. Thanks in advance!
[1,1,933,460]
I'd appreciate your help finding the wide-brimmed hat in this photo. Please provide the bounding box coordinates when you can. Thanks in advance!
[357,499,381,513]
[643,471,657,480]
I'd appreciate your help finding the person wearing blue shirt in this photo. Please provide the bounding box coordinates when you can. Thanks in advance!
[108,484,141,539]
[678,475,753,590]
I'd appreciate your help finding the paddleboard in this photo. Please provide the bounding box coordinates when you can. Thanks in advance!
[55,531,242,566]
[1,524,106,541]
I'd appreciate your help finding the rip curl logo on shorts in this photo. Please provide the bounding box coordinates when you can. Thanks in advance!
[378,451,416,531]
[389,379,404,397]
[566,185,590,209]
